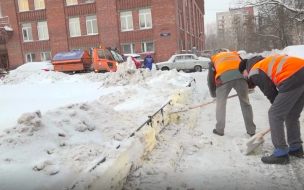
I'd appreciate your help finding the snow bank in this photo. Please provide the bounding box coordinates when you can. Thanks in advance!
[0,65,194,190]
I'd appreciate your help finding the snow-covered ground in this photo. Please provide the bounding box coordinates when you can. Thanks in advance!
[0,46,304,190]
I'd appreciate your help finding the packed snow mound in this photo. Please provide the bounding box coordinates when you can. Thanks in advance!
[240,49,282,59]
[0,58,163,86]
[0,65,193,190]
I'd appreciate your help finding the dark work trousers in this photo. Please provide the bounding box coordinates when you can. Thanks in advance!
[269,84,304,152]
[215,79,256,134]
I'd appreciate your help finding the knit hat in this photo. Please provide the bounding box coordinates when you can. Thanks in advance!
[238,59,248,73]
[147,52,151,56]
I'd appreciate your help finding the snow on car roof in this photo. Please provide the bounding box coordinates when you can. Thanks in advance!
[16,62,54,71]
[281,45,304,59]
[123,53,141,57]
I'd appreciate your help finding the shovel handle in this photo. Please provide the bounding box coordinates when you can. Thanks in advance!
[257,128,271,139]
[189,94,238,110]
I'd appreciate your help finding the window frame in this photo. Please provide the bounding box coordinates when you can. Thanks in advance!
[141,42,154,53]
[34,0,45,10]
[123,44,135,54]
[69,17,81,37]
[66,0,78,6]
[139,8,152,29]
[37,21,49,40]
[22,23,33,42]
[0,3,3,18]
[25,53,36,62]
[120,11,133,31]
[86,15,98,35]
[40,52,51,62]
[18,0,29,12]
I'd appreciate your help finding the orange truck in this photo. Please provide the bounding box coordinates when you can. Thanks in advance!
[52,47,124,73]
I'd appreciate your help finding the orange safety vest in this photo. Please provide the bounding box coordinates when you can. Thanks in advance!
[211,51,241,79]
[249,55,304,86]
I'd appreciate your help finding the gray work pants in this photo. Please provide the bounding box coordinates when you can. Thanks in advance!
[269,84,304,151]
[215,79,256,134]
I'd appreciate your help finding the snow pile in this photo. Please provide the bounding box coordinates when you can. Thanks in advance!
[240,49,282,59]
[0,67,194,190]
[0,58,156,86]
[0,70,82,85]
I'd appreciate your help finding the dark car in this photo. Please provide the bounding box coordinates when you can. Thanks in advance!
[0,68,8,79]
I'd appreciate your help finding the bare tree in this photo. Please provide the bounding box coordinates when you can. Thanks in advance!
[239,0,304,22]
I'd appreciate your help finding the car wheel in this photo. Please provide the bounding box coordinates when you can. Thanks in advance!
[194,65,202,72]
[161,67,170,71]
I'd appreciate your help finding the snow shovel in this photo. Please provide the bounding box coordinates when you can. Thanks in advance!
[169,94,238,114]
[244,127,271,155]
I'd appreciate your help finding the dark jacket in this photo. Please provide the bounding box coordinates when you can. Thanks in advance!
[246,55,304,104]
[144,55,154,70]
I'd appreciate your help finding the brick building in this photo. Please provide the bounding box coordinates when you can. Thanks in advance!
[0,0,205,70]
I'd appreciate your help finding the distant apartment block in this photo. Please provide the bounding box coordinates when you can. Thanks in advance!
[216,6,254,49]
[0,0,205,70]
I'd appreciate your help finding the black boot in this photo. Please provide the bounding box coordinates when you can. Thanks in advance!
[289,146,304,158]
[247,133,255,137]
[213,129,224,136]
[261,154,290,164]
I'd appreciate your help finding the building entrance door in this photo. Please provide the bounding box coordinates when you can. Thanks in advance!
[0,53,9,70]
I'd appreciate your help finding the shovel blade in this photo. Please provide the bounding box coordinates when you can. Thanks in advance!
[244,132,265,155]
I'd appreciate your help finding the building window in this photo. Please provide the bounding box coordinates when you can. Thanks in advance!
[34,0,45,9]
[86,15,98,35]
[179,11,183,29]
[18,0,29,12]
[141,42,154,53]
[41,52,51,61]
[83,0,94,2]
[25,53,36,62]
[22,23,33,42]
[139,9,152,29]
[0,3,2,18]
[120,11,133,31]
[37,21,49,40]
[66,0,77,5]
[69,17,81,37]
[123,44,135,54]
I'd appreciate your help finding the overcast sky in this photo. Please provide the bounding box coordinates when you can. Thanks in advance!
[204,0,236,24]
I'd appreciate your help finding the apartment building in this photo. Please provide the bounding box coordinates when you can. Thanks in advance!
[216,6,254,50]
[0,0,205,70]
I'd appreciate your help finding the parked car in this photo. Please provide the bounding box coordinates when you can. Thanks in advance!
[155,54,209,72]
[201,50,212,58]
[123,53,142,69]
[281,45,304,59]
[0,68,8,79]
[16,62,54,72]
[212,48,230,56]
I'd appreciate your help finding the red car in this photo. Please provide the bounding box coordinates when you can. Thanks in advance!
[123,54,143,69]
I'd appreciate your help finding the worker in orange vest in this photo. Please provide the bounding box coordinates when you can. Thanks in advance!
[239,55,304,164]
[208,51,256,137]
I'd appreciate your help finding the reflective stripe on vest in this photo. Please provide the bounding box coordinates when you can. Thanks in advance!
[248,68,259,78]
[211,52,241,79]
[273,56,289,85]
[250,55,304,86]
[266,56,290,85]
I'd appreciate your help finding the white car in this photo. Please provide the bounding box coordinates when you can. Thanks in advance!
[155,54,209,72]
[16,62,54,72]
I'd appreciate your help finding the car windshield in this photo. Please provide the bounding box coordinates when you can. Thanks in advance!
[110,50,124,63]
